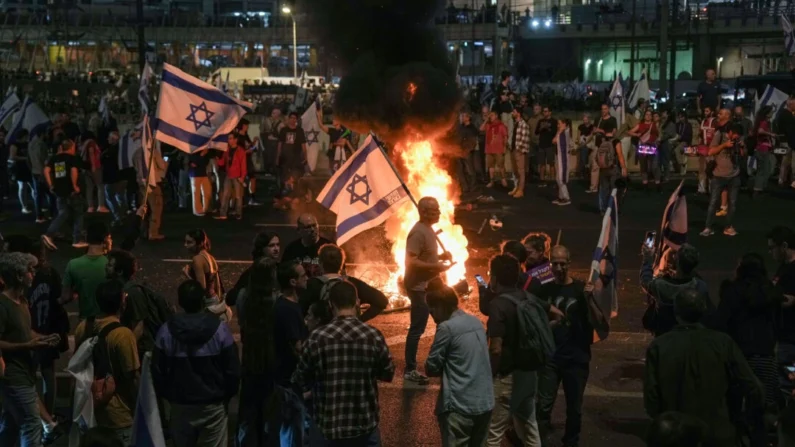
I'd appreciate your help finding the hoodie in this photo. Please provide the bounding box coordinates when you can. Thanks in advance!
[152,312,240,405]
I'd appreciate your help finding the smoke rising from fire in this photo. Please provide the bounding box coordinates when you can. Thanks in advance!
[301,0,461,143]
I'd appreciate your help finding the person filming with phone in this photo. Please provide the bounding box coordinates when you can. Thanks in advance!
[403,197,453,385]
[640,241,710,338]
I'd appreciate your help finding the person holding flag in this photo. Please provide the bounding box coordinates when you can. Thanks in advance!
[315,104,354,174]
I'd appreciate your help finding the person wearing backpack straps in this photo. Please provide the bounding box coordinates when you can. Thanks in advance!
[528,246,606,447]
[107,249,173,362]
[594,133,627,215]
[73,279,140,446]
[484,254,553,447]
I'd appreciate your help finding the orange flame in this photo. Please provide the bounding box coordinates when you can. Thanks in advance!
[383,140,469,300]
[406,82,418,102]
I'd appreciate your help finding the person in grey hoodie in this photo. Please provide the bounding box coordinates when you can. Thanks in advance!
[152,279,240,447]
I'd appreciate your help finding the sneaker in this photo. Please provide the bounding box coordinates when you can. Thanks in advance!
[404,370,429,385]
[555,200,571,206]
[585,188,598,193]
[87,207,95,213]
[72,242,89,249]
[41,235,58,251]
[513,191,524,199]
[723,227,737,237]
[22,207,32,214]
[699,228,714,237]
[248,199,262,206]
[486,182,494,188]
[193,213,206,217]
[715,208,728,217]
[35,218,47,224]
[213,215,228,220]
[97,206,110,213]
[42,421,63,445]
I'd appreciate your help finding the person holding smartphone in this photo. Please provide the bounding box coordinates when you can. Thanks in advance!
[700,123,744,237]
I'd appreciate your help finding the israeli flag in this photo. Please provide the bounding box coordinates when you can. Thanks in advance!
[608,72,625,130]
[153,63,253,153]
[6,95,51,145]
[0,91,21,127]
[139,61,153,114]
[654,179,687,275]
[783,15,795,56]
[131,352,166,447]
[628,68,650,109]
[755,84,789,118]
[589,188,619,342]
[316,134,411,245]
[302,97,322,172]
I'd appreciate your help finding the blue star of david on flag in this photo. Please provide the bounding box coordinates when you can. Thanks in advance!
[186,102,215,131]
[305,129,320,144]
[610,95,623,111]
[345,173,372,205]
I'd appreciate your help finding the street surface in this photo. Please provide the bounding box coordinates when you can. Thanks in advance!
[3,175,794,447]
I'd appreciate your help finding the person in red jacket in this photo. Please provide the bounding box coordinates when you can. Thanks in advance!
[215,133,247,220]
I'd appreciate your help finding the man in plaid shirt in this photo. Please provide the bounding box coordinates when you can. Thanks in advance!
[292,280,396,445]
[510,106,531,199]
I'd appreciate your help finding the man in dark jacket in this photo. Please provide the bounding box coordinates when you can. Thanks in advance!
[640,243,711,337]
[152,279,240,447]
[644,288,763,447]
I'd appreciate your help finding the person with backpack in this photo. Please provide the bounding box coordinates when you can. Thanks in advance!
[152,279,240,447]
[299,243,388,323]
[594,133,627,215]
[484,254,554,447]
[72,279,141,446]
[425,284,494,447]
[106,250,173,360]
[529,245,605,447]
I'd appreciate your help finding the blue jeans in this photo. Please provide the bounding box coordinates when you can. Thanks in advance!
[705,175,740,229]
[658,142,672,179]
[47,195,86,242]
[236,372,274,447]
[753,151,775,191]
[0,383,42,447]
[577,145,589,178]
[597,168,617,213]
[104,182,128,222]
[404,290,429,372]
[317,427,381,447]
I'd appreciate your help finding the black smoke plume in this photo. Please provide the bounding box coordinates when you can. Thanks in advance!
[301,0,461,143]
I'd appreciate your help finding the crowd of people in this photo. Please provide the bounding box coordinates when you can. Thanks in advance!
[455,69,795,235]
[0,202,794,447]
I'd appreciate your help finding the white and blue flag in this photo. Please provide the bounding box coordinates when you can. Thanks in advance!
[755,84,789,118]
[131,352,166,447]
[628,68,650,110]
[302,96,322,172]
[655,179,687,275]
[0,91,21,127]
[154,63,252,153]
[316,134,411,246]
[608,72,625,130]
[590,188,619,342]
[6,95,51,145]
[139,61,153,114]
[783,15,795,56]
[119,124,143,170]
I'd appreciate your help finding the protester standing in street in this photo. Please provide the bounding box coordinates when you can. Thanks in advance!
[281,213,332,279]
[481,111,508,189]
[510,106,530,198]
[42,138,87,249]
[551,118,573,206]
[292,280,395,445]
[57,222,110,319]
[426,284,494,447]
[403,197,452,385]
[700,123,744,237]
[215,132,247,221]
[153,279,240,447]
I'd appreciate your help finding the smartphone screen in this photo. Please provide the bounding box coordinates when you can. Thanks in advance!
[645,231,656,248]
[786,366,795,373]
[474,274,487,287]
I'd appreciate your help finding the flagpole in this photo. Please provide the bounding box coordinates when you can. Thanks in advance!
[372,134,451,256]
[141,115,156,207]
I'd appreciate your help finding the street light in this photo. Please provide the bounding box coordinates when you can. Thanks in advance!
[282,6,297,80]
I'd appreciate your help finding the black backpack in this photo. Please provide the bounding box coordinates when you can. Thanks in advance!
[129,283,174,338]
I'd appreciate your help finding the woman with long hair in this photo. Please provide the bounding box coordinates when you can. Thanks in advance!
[752,105,776,195]
[227,231,280,307]
[628,109,661,190]
[715,253,782,447]
[551,118,573,206]
[237,258,279,447]
[183,229,232,321]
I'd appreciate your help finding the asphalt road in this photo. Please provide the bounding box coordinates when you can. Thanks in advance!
[2,174,794,447]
